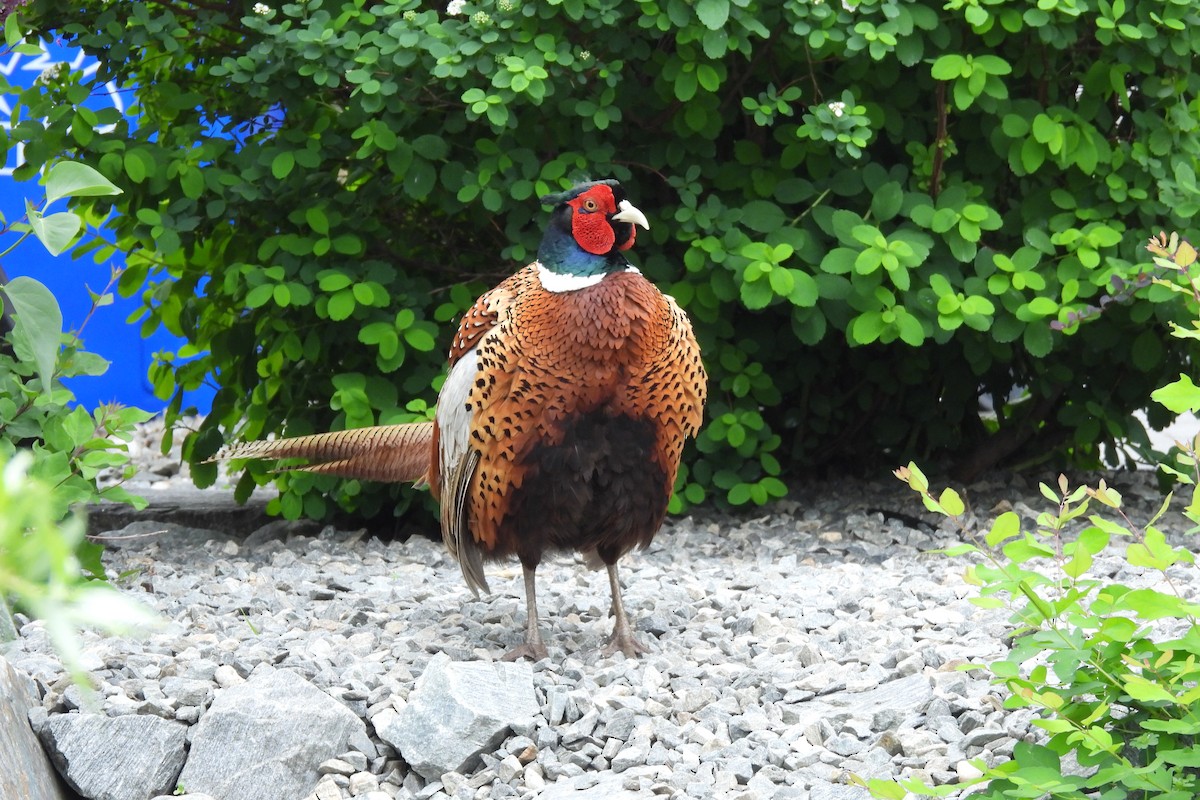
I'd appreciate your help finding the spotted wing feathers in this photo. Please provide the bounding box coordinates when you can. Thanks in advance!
[434,264,708,574]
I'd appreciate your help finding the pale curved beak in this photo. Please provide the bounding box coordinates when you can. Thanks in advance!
[612,199,650,231]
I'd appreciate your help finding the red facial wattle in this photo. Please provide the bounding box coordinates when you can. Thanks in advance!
[568,187,618,256]
[618,225,637,251]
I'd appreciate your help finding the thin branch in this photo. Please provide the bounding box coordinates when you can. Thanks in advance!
[930,81,948,200]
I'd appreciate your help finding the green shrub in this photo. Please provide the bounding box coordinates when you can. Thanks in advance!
[5,0,1200,519]
[865,234,1200,800]
[0,157,154,647]
[1,161,151,519]
[0,451,160,679]
[879,465,1199,800]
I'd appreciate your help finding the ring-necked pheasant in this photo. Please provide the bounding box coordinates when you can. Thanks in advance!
[213,180,708,659]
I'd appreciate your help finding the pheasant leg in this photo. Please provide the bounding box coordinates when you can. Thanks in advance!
[601,562,649,658]
[501,564,548,662]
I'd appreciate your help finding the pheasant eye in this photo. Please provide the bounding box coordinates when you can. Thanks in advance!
[583,199,598,212]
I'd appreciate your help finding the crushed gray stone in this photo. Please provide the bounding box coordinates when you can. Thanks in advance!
[8,418,1196,799]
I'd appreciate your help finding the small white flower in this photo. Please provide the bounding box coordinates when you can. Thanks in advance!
[842,0,856,9]
[252,2,270,14]
[35,62,66,85]
[828,100,846,118]
[446,0,466,14]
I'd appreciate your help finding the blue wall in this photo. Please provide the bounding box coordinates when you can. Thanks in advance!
[1,44,214,414]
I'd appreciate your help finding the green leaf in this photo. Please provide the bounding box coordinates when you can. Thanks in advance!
[1001,114,1030,137]
[870,183,903,221]
[1152,375,1200,414]
[850,312,885,345]
[122,150,152,184]
[974,55,1011,75]
[1023,322,1052,357]
[696,64,721,93]
[404,159,436,200]
[1077,525,1109,555]
[673,70,698,103]
[930,54,966,80]
[1062,544,1092,578]
[896,313,923,345]
[1160,748,1200,768]
[1123,675,1175,704]
[1115,588,1198,620]
[1025,297,1058,317]
[180,168,204,199]
[411,134,448,160]
[1020,137,1045,173]
[403,326,437,352]
[740,201,785,234]
[787,270,819,307]
[61,406,97,448]
[1,276,63,391]
[245,284,274,309]
[768,267,794,296]
[863,779,907,800]
[28,209,83,256]
[43,161,122,205]
[332,234,363,255]
[328,289,356,321]
[740,277,774,310]
[695,0,730,30]
[938,487,965,515]
[272,151,295,180]
[820,248,857,274]
[986,511,1020,546]
[305,207,329,235]
[318,272,352,292]
[1031,115,1058,144]
[727,483,752,505]
[4,9,23,46]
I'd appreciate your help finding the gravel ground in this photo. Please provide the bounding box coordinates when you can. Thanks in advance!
[6,418,1197,800]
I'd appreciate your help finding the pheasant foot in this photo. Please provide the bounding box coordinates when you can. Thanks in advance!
[600,561,649,658]
[501,638,549,662]
[502,563,548,661]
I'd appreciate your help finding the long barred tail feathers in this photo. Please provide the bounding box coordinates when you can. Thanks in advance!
[208,422,434,484]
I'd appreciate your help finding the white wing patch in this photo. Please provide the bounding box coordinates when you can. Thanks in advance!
[436,344,491,596]
[437,345,479,472]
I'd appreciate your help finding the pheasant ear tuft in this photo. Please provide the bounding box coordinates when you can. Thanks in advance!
[539,190,572,206]
[540,179,623,207]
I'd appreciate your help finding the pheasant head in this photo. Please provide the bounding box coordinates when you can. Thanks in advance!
[537,180,651,286]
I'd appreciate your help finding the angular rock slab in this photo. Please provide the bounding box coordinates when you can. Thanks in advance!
[825,672,934,721]
[538,773,654,799]
[783,673,935,733]
[0,655,71,800]
[809,780,871,800]
[379,654,537,779]
[177,668,366,800]
[39,712,187,800]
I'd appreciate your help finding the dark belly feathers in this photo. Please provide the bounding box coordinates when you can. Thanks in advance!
[502,412,669,567]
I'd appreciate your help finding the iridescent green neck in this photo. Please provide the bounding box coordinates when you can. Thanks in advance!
[537,227,625,278]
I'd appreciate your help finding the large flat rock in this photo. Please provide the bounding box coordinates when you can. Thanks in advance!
[177,667,366,800]
[85,484,271,536]
[379,654,538,779]
[0,654,71,800]
[40,712,187,800]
